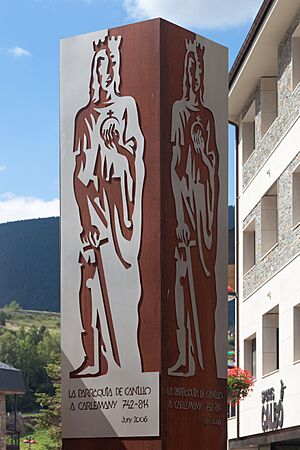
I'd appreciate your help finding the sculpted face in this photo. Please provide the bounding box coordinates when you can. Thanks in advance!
[188,52,201,93]
[91,36,121,101]
[96,48,116,93]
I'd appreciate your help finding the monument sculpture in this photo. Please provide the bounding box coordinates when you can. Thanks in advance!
[61,19,228,450]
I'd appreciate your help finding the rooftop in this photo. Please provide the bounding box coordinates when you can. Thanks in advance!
[229,0,300,120]
[0,362,25,394]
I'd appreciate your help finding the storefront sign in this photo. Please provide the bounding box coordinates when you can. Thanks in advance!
[261,380,286,432]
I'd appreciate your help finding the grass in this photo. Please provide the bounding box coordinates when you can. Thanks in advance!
[1,308,60,332]
[20,429,52,450]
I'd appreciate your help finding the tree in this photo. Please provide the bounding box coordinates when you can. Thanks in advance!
[0,325,60,411]
[36,356,61,450]
[0,310,7,326]
[4,300,22,311]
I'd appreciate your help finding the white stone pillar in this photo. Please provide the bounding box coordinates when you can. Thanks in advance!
[0,393,6,450]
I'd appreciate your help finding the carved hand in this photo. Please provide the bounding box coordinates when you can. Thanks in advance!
[80,225,100,247]
[176,222,190,246]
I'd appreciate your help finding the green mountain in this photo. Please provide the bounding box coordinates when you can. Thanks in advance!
[0,217,59,312]
[0,209,235,322]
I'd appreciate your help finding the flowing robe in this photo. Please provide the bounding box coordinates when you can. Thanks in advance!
[170,98,219,376]
[73,94,144,374]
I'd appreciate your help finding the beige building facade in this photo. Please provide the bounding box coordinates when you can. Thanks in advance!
[229,1,300,449]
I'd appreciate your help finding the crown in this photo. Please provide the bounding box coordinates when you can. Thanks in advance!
[93,36,107,52]
[93,35,122,53]
[185,39,197,53]
[185,38,205,59]
[108,35,121,54]
[197,42,205,59]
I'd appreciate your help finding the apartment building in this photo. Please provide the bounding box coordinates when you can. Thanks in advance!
[228,1,300,449]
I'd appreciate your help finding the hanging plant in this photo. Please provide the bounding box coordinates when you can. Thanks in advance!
[227,367,254,404]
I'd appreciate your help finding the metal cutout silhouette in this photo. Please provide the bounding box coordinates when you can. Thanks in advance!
[70,34,145,377]
[168,39,219,378]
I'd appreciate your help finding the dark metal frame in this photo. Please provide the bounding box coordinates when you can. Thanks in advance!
[6,394,20,450]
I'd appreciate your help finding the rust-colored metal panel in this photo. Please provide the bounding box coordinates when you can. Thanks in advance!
[63,438,161,450]
[61,18,162,449]
[160,19,228,450]
[228,264,235,290]
[61,17,227,450]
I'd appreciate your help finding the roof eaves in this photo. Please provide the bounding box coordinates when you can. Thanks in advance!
[0,362,26,394]
[229,0,275,88]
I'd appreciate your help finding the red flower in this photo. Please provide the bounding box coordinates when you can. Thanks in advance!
[227,366,254,405]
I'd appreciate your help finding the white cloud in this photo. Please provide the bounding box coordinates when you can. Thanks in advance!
[0,164,7,172]
[0,193,59,224]
[123,0,263,29]
[6,46,31,58]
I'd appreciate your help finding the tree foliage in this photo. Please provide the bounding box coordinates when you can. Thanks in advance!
[0,310,7,326]
[0,324,60,411]
[36,357,61,450]
[4,300,22,311]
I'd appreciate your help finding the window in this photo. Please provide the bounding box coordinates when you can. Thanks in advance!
[260,77,277,136]
[261,182,278,257]
[244,334,257,379]
[292,24,300,89]
[252,338,257,379]
[242,101,255,164]
[227,402,236,419]
[243,219,256,274]
[262,306,279,376]
[292,164,300,227]
[294,303,300,362]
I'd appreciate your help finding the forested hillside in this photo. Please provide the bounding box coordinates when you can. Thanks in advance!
[0,211,235,320]
[0,217,59,312]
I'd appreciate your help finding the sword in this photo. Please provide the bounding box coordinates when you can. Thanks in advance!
[178,240,204,370]
[82,236,121,370]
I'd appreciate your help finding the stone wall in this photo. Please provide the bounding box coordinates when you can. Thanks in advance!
[0,394,6,450]
[241,11,300,190]
[243,153,300,299]
[240,10,300,298]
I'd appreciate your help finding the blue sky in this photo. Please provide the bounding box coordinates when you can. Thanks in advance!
[0,0,263,222]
